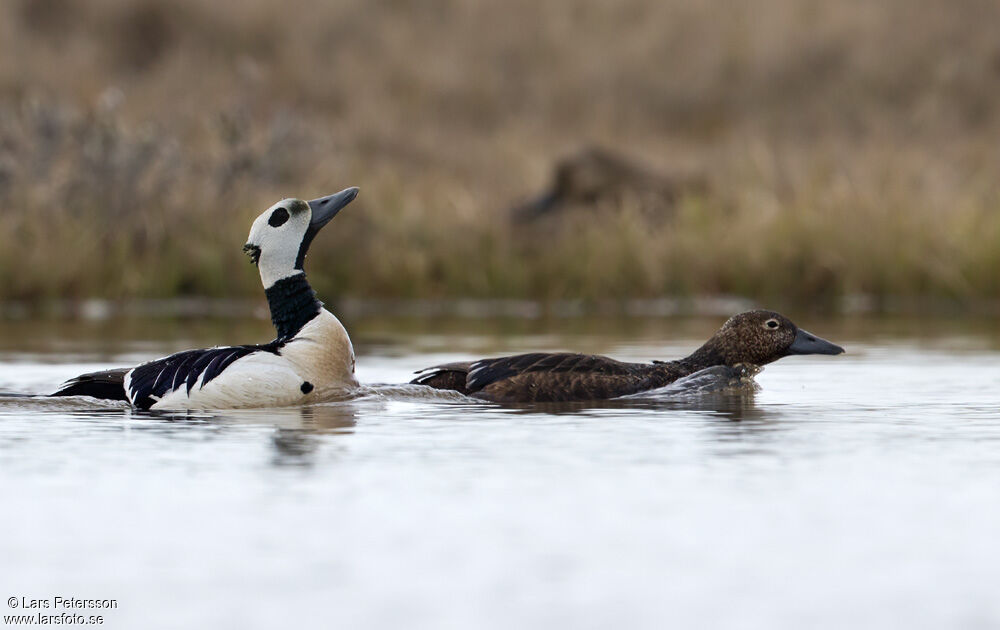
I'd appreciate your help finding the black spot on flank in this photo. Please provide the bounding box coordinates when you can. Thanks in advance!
[301,382,314,394]
[269,207,290,227]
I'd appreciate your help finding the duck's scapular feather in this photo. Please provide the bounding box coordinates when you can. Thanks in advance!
[125,342,280,410]
[414,352,677,403]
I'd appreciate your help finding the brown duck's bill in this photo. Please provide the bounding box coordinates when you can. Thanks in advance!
[787,328,845,355]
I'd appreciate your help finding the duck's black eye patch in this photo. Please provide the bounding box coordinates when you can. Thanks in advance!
[269,207,290,227]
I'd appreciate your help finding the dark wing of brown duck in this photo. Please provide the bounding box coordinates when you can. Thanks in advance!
[414,352,658,403]
[412,361,475,396]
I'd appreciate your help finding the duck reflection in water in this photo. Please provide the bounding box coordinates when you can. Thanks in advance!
[268,404,359,467]
[149,403,359,467]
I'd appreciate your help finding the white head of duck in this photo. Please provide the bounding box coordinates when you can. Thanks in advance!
[243,187,359,289]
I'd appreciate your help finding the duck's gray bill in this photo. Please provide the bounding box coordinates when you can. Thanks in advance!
[787,328,845,355]
[308,187,359,229]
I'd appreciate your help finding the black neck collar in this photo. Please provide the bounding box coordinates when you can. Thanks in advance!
[264,273,322,341]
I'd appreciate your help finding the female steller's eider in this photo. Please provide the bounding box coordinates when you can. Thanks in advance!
[411,310,844,403]
[52,188,361,410]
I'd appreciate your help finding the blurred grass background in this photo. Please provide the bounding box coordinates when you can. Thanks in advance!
[1,0,999,308]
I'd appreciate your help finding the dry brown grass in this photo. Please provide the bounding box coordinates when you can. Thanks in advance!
[1,0,1000,307]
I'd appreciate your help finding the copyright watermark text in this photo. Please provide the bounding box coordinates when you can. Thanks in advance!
[5,597,117,626]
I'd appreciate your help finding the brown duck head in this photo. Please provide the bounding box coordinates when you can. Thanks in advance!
[690,310,844,368]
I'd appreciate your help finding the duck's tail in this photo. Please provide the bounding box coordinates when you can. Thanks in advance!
[50,368,130,401]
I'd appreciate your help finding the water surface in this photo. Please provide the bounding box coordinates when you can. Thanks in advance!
[2,315,999,629]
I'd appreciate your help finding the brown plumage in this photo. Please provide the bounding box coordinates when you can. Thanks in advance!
[412,310,844,403]
[512,146,708,221]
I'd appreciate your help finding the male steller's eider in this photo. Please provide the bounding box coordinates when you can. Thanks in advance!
[411,310,844,403]
[52,188,361,410]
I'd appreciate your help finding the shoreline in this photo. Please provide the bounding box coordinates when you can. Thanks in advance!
[2,294,999,322]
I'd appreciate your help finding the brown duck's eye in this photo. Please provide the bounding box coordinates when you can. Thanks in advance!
[765,319,779,329]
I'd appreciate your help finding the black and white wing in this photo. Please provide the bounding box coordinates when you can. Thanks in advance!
[125,343,280,410]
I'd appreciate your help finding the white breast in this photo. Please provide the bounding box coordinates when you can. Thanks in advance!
[276,309,358,395]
